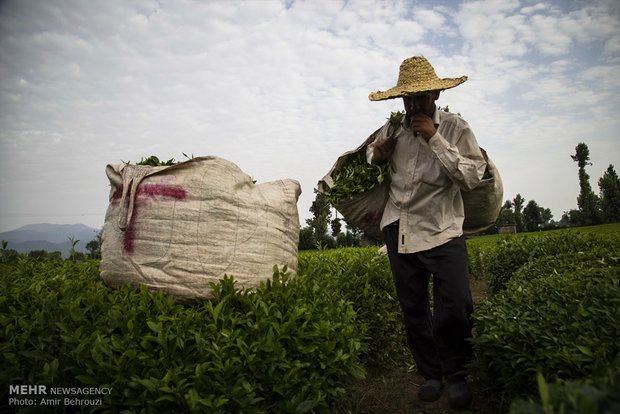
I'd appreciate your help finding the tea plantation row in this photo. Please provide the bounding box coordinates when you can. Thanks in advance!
[1,259,366,413]
[1,226,619,413]
[467,227,620,413]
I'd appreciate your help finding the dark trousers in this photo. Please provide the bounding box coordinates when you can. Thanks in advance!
[383,223,474,380]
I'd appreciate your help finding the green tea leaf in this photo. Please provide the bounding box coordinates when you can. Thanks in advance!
[146,320,161,334]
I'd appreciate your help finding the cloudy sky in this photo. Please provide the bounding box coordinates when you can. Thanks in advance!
[1,0,619,234]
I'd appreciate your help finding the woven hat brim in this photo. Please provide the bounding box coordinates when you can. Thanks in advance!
[368,76,467,101]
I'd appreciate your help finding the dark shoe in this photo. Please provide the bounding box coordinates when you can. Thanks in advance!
[447,379,472,409]
[418,378,444,402]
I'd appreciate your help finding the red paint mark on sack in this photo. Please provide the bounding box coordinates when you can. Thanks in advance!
[362,209,383,227]
[111,184,187,254]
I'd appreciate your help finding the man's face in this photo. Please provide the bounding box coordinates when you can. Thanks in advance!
[402,91,440,118]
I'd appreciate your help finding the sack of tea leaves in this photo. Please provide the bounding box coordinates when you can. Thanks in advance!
[100,156,301,301]
[319,111,503,238]
[317,113,402,240]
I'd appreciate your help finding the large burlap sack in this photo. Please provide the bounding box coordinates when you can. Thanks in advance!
[461,148,503,235]
[318,127,388,240]
[319,131,503,238]
[100,156,301,301]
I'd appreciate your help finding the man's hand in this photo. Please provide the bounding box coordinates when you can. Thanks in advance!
[410,113,436,141]
[372,135,397,164]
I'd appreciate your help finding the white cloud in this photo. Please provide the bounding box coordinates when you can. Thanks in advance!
[529,14,574,55]
[581,64,620,87]
[521,3,550,15]
[603,35,620,55]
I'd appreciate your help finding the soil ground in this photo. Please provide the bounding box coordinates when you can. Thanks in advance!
[349,278,496,414]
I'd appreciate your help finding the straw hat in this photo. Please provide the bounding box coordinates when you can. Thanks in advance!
[369,56,467,101]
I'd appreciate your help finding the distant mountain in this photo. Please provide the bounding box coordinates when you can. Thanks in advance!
[0,223,100,257]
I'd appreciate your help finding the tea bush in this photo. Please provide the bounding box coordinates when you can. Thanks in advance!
[465,234,500,280]
[509,371,620,414]
[0,257,365,413]
[4,226,619,412]
[298,247,407,367]
[477,231,620,294]
[470,254,620,404]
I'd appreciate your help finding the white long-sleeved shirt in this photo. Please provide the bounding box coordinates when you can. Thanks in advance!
[366,106,487,253]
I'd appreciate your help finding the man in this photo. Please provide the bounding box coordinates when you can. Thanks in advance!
[366,56,486,409]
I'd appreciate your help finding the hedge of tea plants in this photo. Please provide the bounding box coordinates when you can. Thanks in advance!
[509,371,620,414]
[298,247,406,367]
[468,229,620,412]
[0,255,365,413]
[467,230,620,293]
[3,227,618,413]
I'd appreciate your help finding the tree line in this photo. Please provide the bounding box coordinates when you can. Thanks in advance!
[563,142,620,226]
[0,232,102,263]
